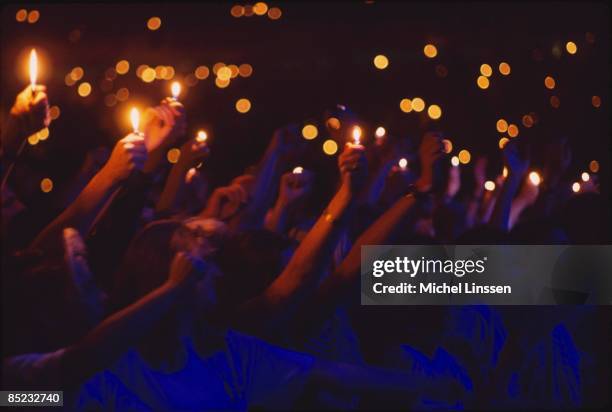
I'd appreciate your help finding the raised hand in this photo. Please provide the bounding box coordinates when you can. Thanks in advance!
[202,184,249,221]
[277,169,314,208]
[142,99,187,153]
[177,138,210,170]
[503,141,530,181]
[338,143,368,195]
[166,251,206,288]
[10,85,50,136]
[416,132,444,192]
[100,134,147,184]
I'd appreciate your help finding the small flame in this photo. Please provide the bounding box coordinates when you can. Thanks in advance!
[528,171,541,186]
[171,81,181,99]
[581,172,590,182]
[502,167,508,178]
[29,49,38,90]
[398,158,408,169]
[196,130,208,143]
[484,180,496,191]
[130,107,140,134]
[292,166,304,174]
[451,156,460,167]
[352,126,362,145]
[375,127,386,138]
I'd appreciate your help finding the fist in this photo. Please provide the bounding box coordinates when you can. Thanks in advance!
[10,85,50,136]
[278,169,314,207]
[142,100,187,152]
[338,143,367,194]
[103,133,148,183]
[418,132,444,169]
[179,138,210,169]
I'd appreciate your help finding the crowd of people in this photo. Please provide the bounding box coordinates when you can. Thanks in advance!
[1,76,609,410]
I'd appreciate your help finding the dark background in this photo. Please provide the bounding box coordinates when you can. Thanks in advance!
[1,1,610,196]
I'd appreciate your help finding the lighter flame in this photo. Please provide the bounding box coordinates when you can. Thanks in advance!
[529,171,541,186]
[171,81,181,99]
[196,130,208,143]
[352,126,362,145]
[398,158,408,170]
[130,107,140,134]
[484,180,496,191]
[29,49,38,91]
[292,166,304,174]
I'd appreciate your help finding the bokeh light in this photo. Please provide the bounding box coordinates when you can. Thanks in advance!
[375,127,386,138]
[373,54,389,69]
[458,149,471,164]
[591,95,601,108]
[565,41,577,54]
[27,10,40,24]
[267,7,282,20]
[115,60,130,75]
[235,98,252,113]
[572,182,581,193]
[442,139,453,153]
[581,172,590,182]
[147,17,162,30]
[423,44,437,58]
[484,180,496,191]
[427,104,442,119]
[451,156,460,167]
[322,139,338,155]
[195,66,210,79]
[411,97,425,112]
[529,171,541,186]
[480,64,492,77]
[544,76,556,89]
[477,75,489,89]
[498,62,511,75]
[16,9,27,22]
[167,148,181,164]
[507,124,519,138]
[238,63,253,77]
[77,82,92,97]
[327,117,341,130]
[550,95,560,108]
[399,98,412,113]
[496,119,508,133]
[302,124,318,140]
[589,160,599,173]
[40,178,53,193]
[498,137,509,149]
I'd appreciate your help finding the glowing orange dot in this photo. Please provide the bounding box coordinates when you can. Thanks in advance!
[70,67,84,81]
[477,75,489,89]
[235,98,251,113]
[591,95,601,108]
[427,104,442,120]
[458,149,471,164]
[215,77,230,88]
[327,117,341,130]
[147,17,161,31]
[253,2,268,15]
[442,139,453,154]
[238,63,253,77]
[212,62,225,75]
[565,41,577,54]
[77,82,92,97]
[423,44,437,58]
[230,5,244,17]
[167,148,181,164]
[16,9,27,22]
[499,62,511,75]
[217,66,232,81]
[228,64,239,78]
[550,95,560,108]
[302,124,318,140]
[49,106,60,120]
[38,128,50,141]
[115,60,130,75]
[40,178,53,193]
[267,7,282,20]
[589,160,599,173]
[496,119,508,133]
[141,68,156,83]
[322,139,338,155]
[498,137,509,149]
[544,76,556,89]
[507,124,519,138]
[411,97,425,112]
[27,10,40,24]
[373,54,389,69]
[195,66,210,79]
[399,98,412,113]
[480,64,492,77]
[522,115,534,128]
[572,182,581,193]
[163,66,175,80]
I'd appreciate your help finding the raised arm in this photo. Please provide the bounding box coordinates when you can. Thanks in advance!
[59,252,203,386]
[30,133,147,252]
[264,169,314,234]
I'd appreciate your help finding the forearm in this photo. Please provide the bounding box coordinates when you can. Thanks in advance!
[490,177,520,231]
[465,189,483,229]
[31,169,119,250]
[60,282,183,386]
[364,162,393,206]
[264,200,290,234]
[156,164,189,215]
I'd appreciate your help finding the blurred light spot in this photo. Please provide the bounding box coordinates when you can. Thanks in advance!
[435,64,448,78]
[212,62,225,74]
[502,166,508,178]
[154,65,167,79]
[217,66,232,81]
[327,117,341,130]
[484,180,496,191]
[254,2,268,15]
[477,75,489,89]
[399,98,412,113]
[163,66,175,80]
[550,95,560,108]
[375,127,386,138]
[442,139,453,153]
[40,178,53,193]
[398,158,408,169]
[522,115,534,128]
[228,64,239,78]
[268,7,282,20]
[451,156,460,167]
[572,182,581,193]
[507,124,519,138]
[458,149,471,164]
[544,76,555,89]
[529,171,541,186]
[589,160,599,173]
[323,139,338,155]
[591,95,601,108]
[147,17,161,30]
[498,137,509,149]
[70,67,84,81]
[141,68,156,83]
[499,62,511,75]
[423,44,437,58]
[116,87,129,101]
[16,9,27,22]
[235,98,251,113]
[27,10,40,23]
[65,74,76,86]
[49,106,60,120]
[373,54,389,69]
[244,5,254,16]
[38,127,49,141]
[411,97,425,112]
[167,148,181,164]
[195,65,210,79]
[215,77,230,88]
[581,172,590,182]
[427,104,442,120]
[480,64,492,77]
[565,41,577,54]
[239,63,253,77]
[28,133,39,145]
[104,94,117,107]
[496,119,508,133]
[136,64,148,78]
[230,5,244,17]
[78,82,92,97]
[302,124,318,140]
[293,166,303,174]
[196,130,208,143]
[116,60,130,74]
